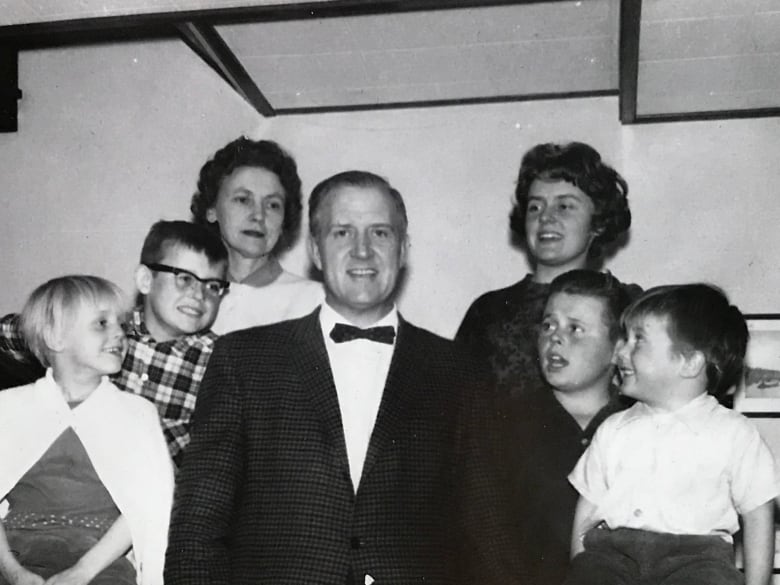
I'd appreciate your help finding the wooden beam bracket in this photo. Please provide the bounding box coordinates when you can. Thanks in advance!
[0,47,20,132]
[177,21,275,118]
[619,0,642,124]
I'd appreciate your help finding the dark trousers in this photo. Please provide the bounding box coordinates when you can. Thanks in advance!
[563,526,743,585]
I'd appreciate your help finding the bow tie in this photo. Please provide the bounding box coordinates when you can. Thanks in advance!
[330,323,396,345]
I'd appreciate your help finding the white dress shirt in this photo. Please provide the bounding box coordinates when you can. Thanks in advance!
[319,303,397,491]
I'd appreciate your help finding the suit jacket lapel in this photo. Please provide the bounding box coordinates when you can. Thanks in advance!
[291,309,351,477]
[358,316,418,490]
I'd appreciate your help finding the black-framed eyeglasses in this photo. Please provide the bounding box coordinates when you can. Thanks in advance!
[144,263,230,299]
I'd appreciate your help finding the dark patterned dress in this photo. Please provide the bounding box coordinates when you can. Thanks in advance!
[456,275,550,397]
[456,274,642,397]
[2,427,135,585]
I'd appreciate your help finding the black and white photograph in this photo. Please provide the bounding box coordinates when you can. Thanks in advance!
[735,315,780,414]
[2,1,780,584]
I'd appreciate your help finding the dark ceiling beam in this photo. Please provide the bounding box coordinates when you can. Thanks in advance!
[618,0,642,124]
[0,0,575,119]
[0,0,573,43]
[276,89,618,115]
[0,47,21,132]
[3,23,178,50]
[177,22,275,117]
[630,107,780,125]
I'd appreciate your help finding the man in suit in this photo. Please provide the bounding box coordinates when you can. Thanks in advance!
[165,170,483,585]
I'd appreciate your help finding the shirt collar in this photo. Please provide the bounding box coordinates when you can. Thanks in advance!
[618,392,718,434]
[319,302,399,342]
[41,367,112,408]
[235,257,284,287]
[127,308,152,339]
[127,307,217,350]
[527,386,627,438]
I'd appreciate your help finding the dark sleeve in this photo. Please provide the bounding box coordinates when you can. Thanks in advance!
[454,377,531,585]
[0,313,44,389]
[455,296,488,348]
[0,313,27,353]
[164,338,245,585]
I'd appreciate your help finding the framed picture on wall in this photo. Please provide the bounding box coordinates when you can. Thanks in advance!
[734,315,780,416]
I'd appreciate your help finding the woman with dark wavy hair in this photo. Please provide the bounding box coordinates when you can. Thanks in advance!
[456,142,636,396]
[191,137,322,334]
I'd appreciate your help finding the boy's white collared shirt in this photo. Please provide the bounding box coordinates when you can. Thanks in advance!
[569,392,779,541]
[319,302,398,492]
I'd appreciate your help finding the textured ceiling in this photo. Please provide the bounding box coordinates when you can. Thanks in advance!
[1,0,780,122]
[637,0,780,116]
[216,1,618,110]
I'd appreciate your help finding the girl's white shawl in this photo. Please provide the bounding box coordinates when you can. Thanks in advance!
[0,371,174,585]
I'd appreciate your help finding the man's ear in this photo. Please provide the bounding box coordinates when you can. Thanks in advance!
[308,236,323,271]
[134,264,153,295]
[679,350,707,380]
[399,234,410,267]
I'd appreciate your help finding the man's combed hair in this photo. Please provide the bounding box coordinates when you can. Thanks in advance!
[510,142,631,259]
[548,269,638,342]
[308,170,409,237]
[622,284,748,398]
[140,220,228,266]
[191,137,303,253]
[20,275,126,367]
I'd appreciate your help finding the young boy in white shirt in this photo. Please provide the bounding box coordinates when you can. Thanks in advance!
[566,284,778,585]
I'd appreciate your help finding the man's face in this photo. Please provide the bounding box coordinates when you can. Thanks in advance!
[309,185,408,327]
[137,245,227,341]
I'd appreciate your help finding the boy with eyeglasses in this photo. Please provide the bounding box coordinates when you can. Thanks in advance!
[0,220,229,467]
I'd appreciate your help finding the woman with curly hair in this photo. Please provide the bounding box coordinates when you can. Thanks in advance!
[456,142,637,396]
[191,137,323,334]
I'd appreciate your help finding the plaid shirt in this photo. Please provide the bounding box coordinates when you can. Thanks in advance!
[0,314,34,359]
[0,310,217,466]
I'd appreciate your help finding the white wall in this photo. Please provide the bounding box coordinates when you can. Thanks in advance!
[265,98,623,338]
[2,40,780,341]
[615,119,780,311]
[268,99,780,338]
[0,39,265,312]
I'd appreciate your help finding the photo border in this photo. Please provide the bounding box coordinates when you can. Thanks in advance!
[734,314,780,418]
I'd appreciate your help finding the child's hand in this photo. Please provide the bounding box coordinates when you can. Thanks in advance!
[8,568,45,585]
[42,565,91,585]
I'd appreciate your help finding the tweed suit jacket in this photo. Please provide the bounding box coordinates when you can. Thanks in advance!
[165,308,479,585]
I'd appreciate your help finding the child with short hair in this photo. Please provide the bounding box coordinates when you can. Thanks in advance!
[125,220,229,464]
[566,284,777,585]
[460,270,636,585]
[0,220,229,466]
[520,270,634,584]
[0,276,173,585]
